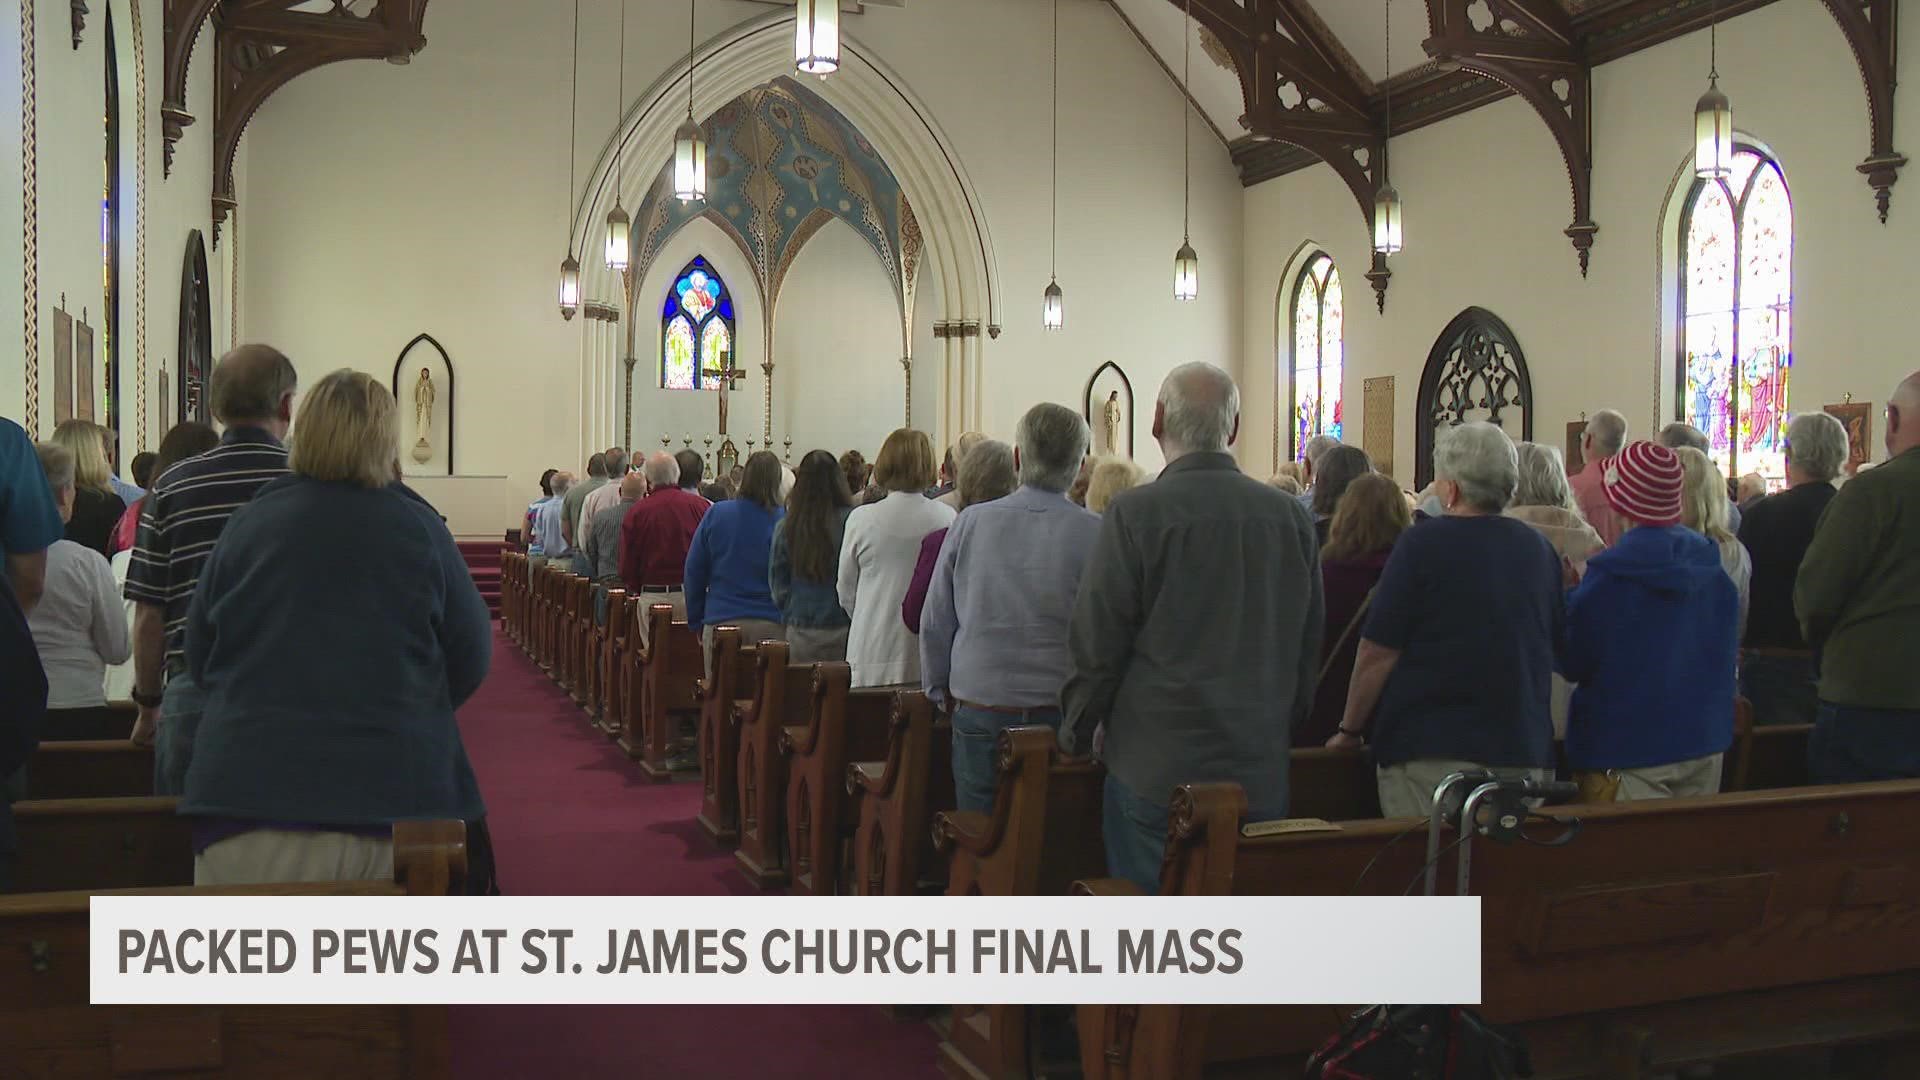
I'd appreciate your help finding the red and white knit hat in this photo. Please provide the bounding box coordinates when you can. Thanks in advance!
[1602,440,1685,527]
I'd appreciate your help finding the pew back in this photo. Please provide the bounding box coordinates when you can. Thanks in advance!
[25,740,156,800]
[12,796,193,893]
[734,645,814,889]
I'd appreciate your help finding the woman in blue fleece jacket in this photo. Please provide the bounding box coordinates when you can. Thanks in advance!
[1562,441,1738,800]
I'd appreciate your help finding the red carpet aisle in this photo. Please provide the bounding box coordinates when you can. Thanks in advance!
[450,626,944,1079]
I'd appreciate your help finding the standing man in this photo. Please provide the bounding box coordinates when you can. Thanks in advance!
[1,415,64,891]
[1569,409,1628,546]
[124,345,296,791]
[578,448,630,547]
[674,449,709,502]
[2,416,64,613]
[561,452,608,576]
[533,472,575,569]
[1796,371,1920,781]
[584,471,644,625]
[1063,362,1323,892]
[922,406,1099,813]
[619,452,708,643]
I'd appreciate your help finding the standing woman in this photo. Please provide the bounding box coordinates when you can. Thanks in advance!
[770,450,855,663]
[1303,473,1410,747]
[27,442,130,710]
[839,429,954,687]
[685,450,789,673]
[181,370,490,884]
[50,419,126,557]
[1309,445,1374,545]
[1675,446,1752,638]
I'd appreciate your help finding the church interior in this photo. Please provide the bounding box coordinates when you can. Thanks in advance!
[6,0,1920,1076]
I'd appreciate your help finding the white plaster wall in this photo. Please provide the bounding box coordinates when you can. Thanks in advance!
[3,1,228,454]
[237,0,1244,534]
[1243,0,1920,484]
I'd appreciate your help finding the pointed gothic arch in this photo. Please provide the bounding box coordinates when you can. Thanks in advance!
[1414,308,1533,489]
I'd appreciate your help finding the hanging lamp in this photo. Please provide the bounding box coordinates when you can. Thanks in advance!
[1373,0,1403,255]
[673,0,707,202]
[1044,0,1064,330]
[1172,0,1198,301]
[558,0,582,320]
[604,0,632,271]
[795,0,839,76]
[1694,0,1733,179]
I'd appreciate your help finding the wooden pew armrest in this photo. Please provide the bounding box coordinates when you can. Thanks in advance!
[1073,878,1146,898]
[931,809,1001,856]
[779,723,813,756]
[847,760,887,796]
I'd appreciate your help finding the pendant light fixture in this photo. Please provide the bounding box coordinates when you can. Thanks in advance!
[1043,0,1064,330]
[673,0,707,203]
[603,0,632,272]
[1172,0,1199,302]
[795,0,839,76]
[558,0,582,320]
[1373,0,1404,255]
[1693,0,1733,179]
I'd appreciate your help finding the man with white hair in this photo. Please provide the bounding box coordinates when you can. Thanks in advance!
[618,451,708,643]
[921,405,1100,814]
[1796,372,1920,781]
[1298,432,1340,510]
[1738,411,1847,728]
[532,471,575,569]
[1569,409,1629,545]
[1063,362,1323,892]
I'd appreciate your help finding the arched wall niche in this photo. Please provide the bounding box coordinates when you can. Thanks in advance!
[570,13,998,459]
[1414,307,1534,489]
[392,333,455,476]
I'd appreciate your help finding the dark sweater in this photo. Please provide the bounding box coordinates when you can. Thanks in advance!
[1738,482,1836,650]
[1303,548,1392,747]
[181,475,491,825]
[65,487,126,558]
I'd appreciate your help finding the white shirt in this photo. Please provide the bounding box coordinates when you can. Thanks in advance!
[29,539,132,709]
[579,480,628,544]
[104,549,137,702]
[838,491,955,688]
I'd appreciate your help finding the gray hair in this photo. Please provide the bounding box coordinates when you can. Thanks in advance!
[1302,433,1340,468]
[1585,409,1628,457]
[605,448,630,477]
[1785,411,1848,482]
[551,470,575,496]
[1434,422,1519,513]
[957,439,1017,508]
[1014,402,1089,492]
[642,451,680,489]
[1512,441,1578,512]
[1656,421,1710,453]
[35,442,76,493]
[209,344,299,425]
[1157,362,1239,456]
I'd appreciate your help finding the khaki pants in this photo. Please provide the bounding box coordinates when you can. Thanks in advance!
[633,591,688,646]
[1581,752,1725,802]
[195,828,394,886]
[1376,759,1553,820]
[702,619,786,677]
[786,625,849,665]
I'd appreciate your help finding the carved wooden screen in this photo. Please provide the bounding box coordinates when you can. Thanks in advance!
[177,230,213,425]
[1414,307,1533,489]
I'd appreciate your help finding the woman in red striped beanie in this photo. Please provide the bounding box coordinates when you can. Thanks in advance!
[1561,440,1740,801]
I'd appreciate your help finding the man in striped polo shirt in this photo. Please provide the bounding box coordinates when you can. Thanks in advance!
[126,346,297,793]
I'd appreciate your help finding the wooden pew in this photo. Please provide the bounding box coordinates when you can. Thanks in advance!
[531,564,553,669]
[590,586,627,733]
[619,604,703,780]
[733,642,811,889]
[1078,780,1920,1079]
[847,690,952,896]
[12,796,194,893]
[557,574,583,701]
[0,820,467,1078]
[1289,745,1380,820]
[570,574,595,708]
[501,551,524,642]
[24,740,154,800]
[598,595,637,739]
[695,627,760,846]
[780,664,901,896]
[40,702,138,742]
[1724,697,1811,792]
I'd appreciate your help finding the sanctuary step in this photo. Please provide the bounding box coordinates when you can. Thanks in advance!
[456,540,505,618]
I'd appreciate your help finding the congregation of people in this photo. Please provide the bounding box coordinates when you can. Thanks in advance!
[4,341,1918,897]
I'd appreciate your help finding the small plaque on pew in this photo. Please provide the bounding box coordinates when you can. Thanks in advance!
[1241,818,1341,838]
[111,1007,224,1072]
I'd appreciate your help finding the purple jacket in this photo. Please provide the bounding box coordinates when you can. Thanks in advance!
[1302,548,1393,747]
[899,527,948,634]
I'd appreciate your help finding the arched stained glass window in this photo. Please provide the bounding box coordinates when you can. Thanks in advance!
[1678,146,1792,480]
[1288,252,1344,459]
[661,256,735,391]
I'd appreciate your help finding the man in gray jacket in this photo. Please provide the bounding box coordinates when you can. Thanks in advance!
[1062,361,1323,892]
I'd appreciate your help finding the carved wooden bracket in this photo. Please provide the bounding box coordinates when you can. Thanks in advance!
[208,1,430,246]
[1185,0,1394,310]
[71,0,88,49]
[161,0,220,178]
[1425,0,1598,275]
[1819,0,1906,222]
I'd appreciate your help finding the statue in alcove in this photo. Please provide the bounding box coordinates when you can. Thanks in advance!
[1103,391,1124,457]
[412,366,436,464]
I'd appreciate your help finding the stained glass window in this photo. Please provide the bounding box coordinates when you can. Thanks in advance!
[660,256,736,391]
[1679,147,1793,480]
[1288,253,1344,460]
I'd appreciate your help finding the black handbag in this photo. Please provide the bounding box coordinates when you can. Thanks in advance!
[1304,1004,1532,1080]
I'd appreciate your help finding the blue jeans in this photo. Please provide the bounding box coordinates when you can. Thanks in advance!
[569,552,592,578]
[951,705,1060,815]
[1103,774,1288,895]
[1741,652,1819,728]
[156,672,207,797]
[1808,702,1920,784]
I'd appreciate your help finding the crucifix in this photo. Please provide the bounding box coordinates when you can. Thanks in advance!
[712,345,749,437]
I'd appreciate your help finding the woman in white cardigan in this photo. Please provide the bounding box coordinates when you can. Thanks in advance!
[837,428,955,688]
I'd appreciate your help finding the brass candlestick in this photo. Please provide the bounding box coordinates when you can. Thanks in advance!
[783,435,793,462]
